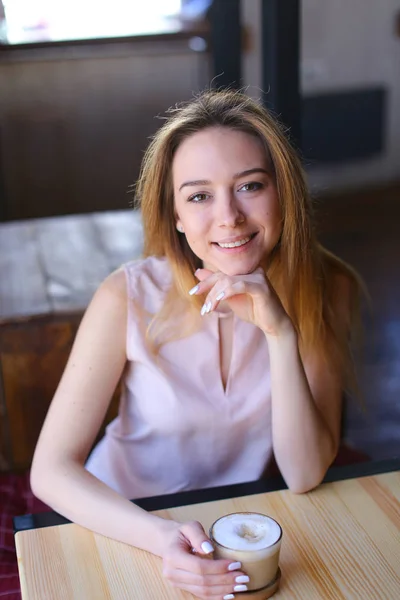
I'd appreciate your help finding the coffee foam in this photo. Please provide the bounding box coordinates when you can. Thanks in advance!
[212,513,281,552]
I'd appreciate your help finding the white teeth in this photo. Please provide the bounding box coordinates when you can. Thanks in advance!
[218,236,251,249]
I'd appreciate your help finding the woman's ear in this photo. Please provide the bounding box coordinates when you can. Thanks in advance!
[176,221,184,233]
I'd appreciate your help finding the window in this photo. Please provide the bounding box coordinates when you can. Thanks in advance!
[2,0,184,44]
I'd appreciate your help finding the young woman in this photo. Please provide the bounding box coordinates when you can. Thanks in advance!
[31,90,362,600]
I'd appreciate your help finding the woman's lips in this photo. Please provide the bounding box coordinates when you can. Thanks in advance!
[212,232,258,254]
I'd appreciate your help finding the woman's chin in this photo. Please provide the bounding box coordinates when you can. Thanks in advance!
[226,267,259,276]
[205,259,261,277]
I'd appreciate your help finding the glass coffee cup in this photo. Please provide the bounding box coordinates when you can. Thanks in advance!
[209,512,282,593]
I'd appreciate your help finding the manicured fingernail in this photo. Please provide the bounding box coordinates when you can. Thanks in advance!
[188,284,199,295]
[201,302,212,316]
[216,291,225,302]
[201,541,214,554]
[234,585,248,592]
[224,595,235,600]
[235,575,250,583]
[228,562,242,571]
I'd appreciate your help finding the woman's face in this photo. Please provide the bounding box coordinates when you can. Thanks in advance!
[172,126,282,276]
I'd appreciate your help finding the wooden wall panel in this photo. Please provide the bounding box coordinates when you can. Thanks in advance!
[0,40,210,220]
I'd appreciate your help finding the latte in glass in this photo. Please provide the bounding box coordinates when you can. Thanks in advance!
[210,512,282,591]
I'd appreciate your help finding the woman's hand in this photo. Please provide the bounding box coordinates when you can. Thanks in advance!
[191,268,293,338]
[161,520,249,599]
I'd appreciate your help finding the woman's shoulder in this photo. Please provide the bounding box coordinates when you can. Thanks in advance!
[98,257,171,299]
[122,256,172,298]
[98,257,172,317]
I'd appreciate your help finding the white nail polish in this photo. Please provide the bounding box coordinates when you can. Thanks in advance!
[206,301,212,313]
[200,303,207,316]
[223,595,235,600]
[228,562,242,571]
[188,284,199,295]
[234,584,248,592]
[235,575,250,583]
[216,291,225,301]
[201,541,214,554]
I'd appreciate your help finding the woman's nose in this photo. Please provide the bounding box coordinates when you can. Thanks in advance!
[215,195,245,227]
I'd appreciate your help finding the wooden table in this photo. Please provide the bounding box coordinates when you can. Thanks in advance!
[14,463,400,599]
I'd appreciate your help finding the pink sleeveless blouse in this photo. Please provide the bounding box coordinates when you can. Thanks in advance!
[85,257,273,499]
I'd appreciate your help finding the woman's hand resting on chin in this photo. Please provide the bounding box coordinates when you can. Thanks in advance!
[190,268,294,339]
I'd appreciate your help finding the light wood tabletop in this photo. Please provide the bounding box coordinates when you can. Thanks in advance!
[15,470,400,599]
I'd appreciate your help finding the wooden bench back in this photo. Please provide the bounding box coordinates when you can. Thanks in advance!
[0,313,119,473]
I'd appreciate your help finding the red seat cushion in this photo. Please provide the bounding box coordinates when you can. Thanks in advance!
[0,472,49,599]
[0,552,20,599]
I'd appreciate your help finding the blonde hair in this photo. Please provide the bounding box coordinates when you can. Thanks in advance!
[135,89,364,390]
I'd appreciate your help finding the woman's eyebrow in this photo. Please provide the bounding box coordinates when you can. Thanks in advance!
[178,168,270,192]
[234,167,270,179]
[179,179,210,191]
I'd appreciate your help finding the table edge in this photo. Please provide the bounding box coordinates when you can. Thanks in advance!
[13,457,400,534]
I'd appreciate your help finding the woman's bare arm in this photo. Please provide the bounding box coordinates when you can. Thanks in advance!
[194,267,352,494]
[269,274,352,493]
[31,268,251,597]
[30,269,173,555]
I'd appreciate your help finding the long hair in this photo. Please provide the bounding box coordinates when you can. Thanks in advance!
[135,89,364,390]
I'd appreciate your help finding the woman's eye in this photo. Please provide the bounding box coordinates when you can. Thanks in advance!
[188,193,209,203]
[239,182,263,192]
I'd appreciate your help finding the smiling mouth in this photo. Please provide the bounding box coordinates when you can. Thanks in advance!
[213,233,257,249]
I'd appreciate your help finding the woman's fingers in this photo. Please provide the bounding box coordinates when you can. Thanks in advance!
[180,520,215,555]
[189,271,221,297]
[165,565,249,587]
[189,270,268,312]
[165,562,249,600]
[169,578,248,599]
[194,268,215,282]
[205,280,265,314]
[161,520,247,600]
[187,269,281,332]
[190,276,255,311]
[166,540,233,576]
[168,521,236,575]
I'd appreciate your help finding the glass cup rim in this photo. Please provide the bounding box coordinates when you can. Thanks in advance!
[209,511,283,551]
